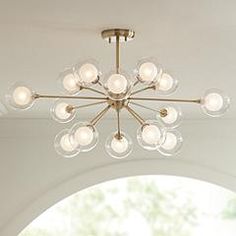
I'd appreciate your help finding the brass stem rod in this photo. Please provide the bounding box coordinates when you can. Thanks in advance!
[129,101,160,113]
[125,106,145,125]
[82,87,106,96]
[116,35,120,73]
[131,86,155,96]
[117,108,121,138]
[34,94,108,100]
[73,101,108,109]
[132,80,140,88]
[129,97,201,104]
[97,81,104,88]
[90,105,111,126]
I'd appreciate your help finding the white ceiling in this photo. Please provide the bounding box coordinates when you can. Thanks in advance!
[0,0,235,119]
[0,1,236,235]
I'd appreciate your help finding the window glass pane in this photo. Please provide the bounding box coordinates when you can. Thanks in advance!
[19,176,236,236]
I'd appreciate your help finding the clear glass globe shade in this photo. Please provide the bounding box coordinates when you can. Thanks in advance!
[137,120,166,150]
[204,93,223,111]
[78,63,98,84]
[54,129,79,158]
[70,122,98,152]
[60,133,76,152]
[51,100,76,123]
[136,58,162,85]
[13,86,32,105]
[6,82,35,110]
[74,126,94,146]
[157,73,178,94]
[106,74,128,94]
[162,132,177,150]
[201,89,230,117]
[158,105,182,128]
[105,132,133,159]
[63,74,78,92]
[139,62,158,82]
[142,125,161,145]
[111,136,129,154]
[55,102,71,119]
[104,70,131,101]
[157,129,183,156]
[58,69,80,95]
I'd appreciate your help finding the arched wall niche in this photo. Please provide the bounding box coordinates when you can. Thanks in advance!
[2,158,236,236]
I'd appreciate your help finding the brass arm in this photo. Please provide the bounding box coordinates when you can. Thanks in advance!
[34,94,108,101]
[130,85,155,96]
[81,86,106,96]
[125,105,145,125]
[129,97,201,104]
[132,80,139,88]
[90,105,111,126]
[73,101,108,109]
[129,101,159,113]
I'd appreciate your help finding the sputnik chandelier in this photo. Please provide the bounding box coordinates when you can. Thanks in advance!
[6,29,230,159]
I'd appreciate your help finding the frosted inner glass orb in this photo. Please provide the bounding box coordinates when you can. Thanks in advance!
[107,74,128,94]
[142,125,161,145]
[63,73,78,92]
[74,126,94,146]
[162,107,178,124]
[204,93,223,111]
[161,132,177,150]
[55,102,71,120]
[159,73,174,91]
[12,86,32,106]
[79,63,98,83]
[139,62,158,82]
[111,136,129,154]
[60,134,76,152]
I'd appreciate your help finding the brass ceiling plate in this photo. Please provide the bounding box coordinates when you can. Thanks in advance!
[101,28,135,43]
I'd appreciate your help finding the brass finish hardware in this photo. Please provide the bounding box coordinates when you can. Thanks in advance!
[81,86,106,96]
[65,105,74,114]
[125,105,145,125]
[101,28,135,43]
[107,99,126,109]
[90,105,111,126]
[129,101,159,113]
[131,85,155,96]
[129,97,201,104]
[73,101,108,110]
[160,108,168,117]
[114,132,124,140]
[116,35,120,73]
[116,108,121,139]
[34,94,108,100]
[97,81,104,87]
[132,80,139,88]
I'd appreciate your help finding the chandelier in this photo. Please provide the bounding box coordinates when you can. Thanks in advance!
[6,29,230,159]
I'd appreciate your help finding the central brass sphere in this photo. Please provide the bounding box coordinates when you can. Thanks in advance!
[107,98,127,109]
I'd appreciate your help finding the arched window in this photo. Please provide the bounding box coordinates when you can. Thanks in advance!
[19,176,236,236]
